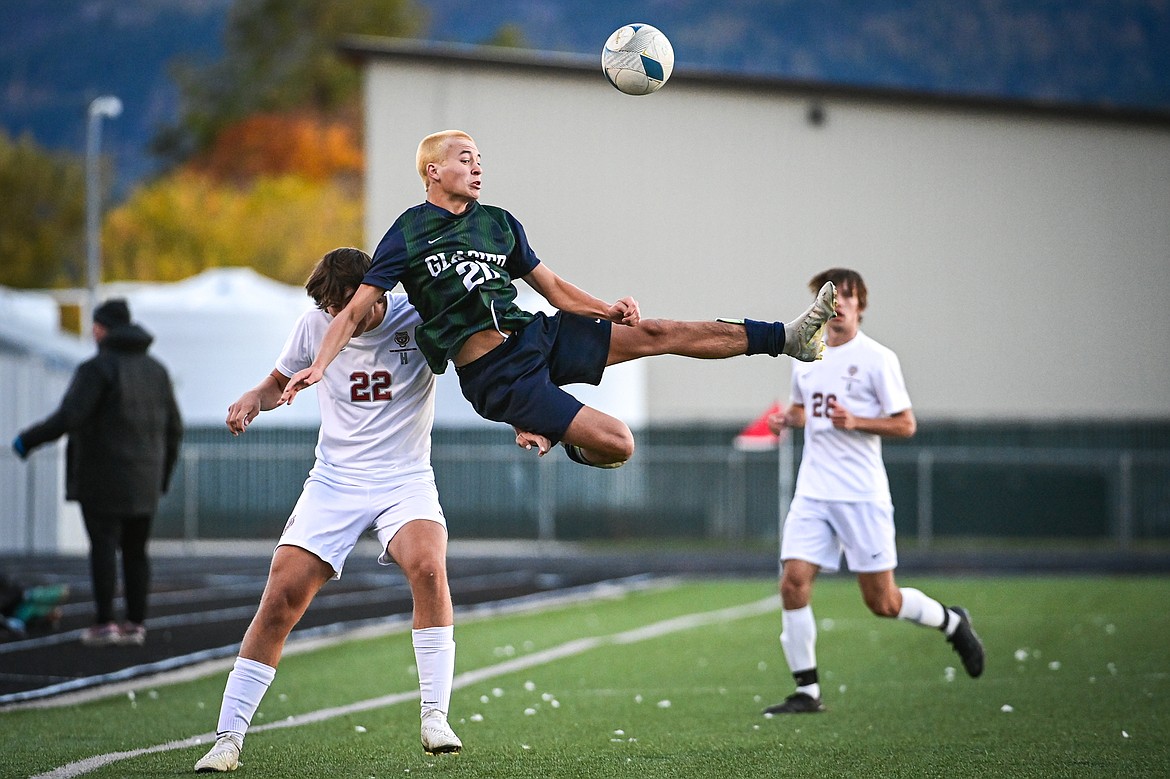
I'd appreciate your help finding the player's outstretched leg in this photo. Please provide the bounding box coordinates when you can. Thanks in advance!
[782,281,837,362]
[194,734,242,773]
[421,709,463,755]
[558,406,635,469]
[945,606,985,678]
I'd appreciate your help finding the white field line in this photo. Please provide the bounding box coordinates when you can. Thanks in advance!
[28,594,779,779]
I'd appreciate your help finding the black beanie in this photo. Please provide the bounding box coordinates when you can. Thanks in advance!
[93,298,131,328]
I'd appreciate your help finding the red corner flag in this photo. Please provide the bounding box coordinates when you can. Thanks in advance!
[733,401,785,451]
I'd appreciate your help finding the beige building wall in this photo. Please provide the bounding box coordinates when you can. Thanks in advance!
[353,41,1170,423]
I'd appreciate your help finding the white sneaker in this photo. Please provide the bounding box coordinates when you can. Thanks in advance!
[115,622,146,646]
[194,734,242,772]
[420,710,462,755]
[79,622,122,647]
[783,281,838,361]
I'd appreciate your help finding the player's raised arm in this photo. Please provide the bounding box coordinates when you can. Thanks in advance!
[226,370,290,436]
[522,263,640,326]
[280,283,384,405]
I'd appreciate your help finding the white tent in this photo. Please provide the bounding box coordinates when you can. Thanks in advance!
[0,287,91,554]
[76,268,646,429]
[1,270,646,553]
[103,268,322,427]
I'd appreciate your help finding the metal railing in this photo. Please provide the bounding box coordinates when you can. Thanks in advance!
[157,437,1170,546]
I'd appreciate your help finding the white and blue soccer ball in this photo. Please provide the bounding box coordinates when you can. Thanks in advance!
[601,23,674,96]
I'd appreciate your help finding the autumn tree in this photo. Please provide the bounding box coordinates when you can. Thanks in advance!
[0,129,86,289]
[154,0,425,165]
[103,170,362,286]
[193,110,363,186]
[103,108,366,285]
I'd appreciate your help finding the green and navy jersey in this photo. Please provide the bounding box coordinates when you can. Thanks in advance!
[366,201,540,373]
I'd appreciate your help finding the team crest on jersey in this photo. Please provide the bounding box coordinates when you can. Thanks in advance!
[844,365,859,392]
[389,330,413,364]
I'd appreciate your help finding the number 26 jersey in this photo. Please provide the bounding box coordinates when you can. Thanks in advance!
[790,331,911,502]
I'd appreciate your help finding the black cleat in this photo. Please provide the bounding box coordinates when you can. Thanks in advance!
[947,606,985,678]
[762,692,826,715]
[561,441,625,469]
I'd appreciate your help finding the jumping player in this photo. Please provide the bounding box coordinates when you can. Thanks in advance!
[280,130,837,469]
[195,248,460,772]
[763,268,984,715]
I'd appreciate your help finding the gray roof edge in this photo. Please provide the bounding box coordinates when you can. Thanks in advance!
[338,35,1170,128]
[0,320,88,368]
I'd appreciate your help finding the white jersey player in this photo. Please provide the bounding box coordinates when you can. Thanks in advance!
[763,268,985,716]
[789,330,910,506]
[195,248,461,774]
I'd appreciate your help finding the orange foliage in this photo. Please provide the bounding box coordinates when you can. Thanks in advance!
[196,112,363,184]
[102,170,363,285]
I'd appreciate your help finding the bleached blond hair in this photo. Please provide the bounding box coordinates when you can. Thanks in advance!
[416,130,475,191]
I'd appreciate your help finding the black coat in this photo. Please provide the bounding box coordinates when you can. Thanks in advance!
[18,323,183,515]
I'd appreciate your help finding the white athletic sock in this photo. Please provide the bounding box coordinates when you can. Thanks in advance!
[780,606,819,698]
[216,656,276,743]
[413,625,455,717]
[897,587,950,632]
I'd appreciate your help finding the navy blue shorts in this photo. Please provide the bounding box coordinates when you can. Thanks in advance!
[455,312,611,443]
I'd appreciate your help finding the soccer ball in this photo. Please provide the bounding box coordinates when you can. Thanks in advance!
[601,23,674,96]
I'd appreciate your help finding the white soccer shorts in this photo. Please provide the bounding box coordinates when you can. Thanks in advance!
[277,468,446,579]
[780,494,899,574]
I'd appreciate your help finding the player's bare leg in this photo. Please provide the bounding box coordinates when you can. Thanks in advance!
[197,547,332,772]
[387,520,454,630]
[239,547,333,666]
[387,520,461,755]
[780,559,818,612]
[606,281,837,365]
[607,319,748,364]
[857,570,985,676]
[857,570,902,618]
[560,405,634,468]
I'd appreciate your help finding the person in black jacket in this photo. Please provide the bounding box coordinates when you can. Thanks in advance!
[12,298,182,647]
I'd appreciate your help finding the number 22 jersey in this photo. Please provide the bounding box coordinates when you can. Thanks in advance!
[276,293,435,480]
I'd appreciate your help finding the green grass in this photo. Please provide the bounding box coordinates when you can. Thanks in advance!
[3,577,1168,778]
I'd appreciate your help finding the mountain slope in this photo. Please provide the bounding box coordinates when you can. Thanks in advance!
[2,0,1167,195]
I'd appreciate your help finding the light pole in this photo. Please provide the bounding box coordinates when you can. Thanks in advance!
[85,94,122,332]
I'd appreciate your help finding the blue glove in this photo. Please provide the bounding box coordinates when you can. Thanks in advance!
[12,435,27,459]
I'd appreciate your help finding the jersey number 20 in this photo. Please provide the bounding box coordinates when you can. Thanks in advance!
[458,260,502,291]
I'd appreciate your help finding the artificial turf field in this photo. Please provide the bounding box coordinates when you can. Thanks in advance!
[3,576,1167,778]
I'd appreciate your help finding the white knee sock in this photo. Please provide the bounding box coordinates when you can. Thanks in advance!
[780,606,819,697]
[216,656,276,743]
[897,587,949,631]
[413,625,455,717]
